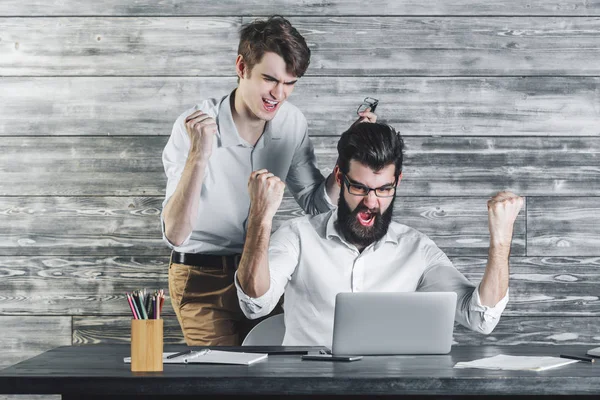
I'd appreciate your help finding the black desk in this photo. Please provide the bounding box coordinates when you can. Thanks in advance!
[0,344,599,399]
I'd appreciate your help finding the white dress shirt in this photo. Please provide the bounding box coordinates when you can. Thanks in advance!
[161,90,334,254]
[236,209,509,347]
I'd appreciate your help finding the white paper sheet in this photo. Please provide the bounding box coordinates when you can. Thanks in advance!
[454,354,578,371]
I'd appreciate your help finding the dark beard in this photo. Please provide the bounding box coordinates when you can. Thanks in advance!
[334,187,395,249]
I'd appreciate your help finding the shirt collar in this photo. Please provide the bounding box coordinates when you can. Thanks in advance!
[217,90,282,148]
[216,91,243,148]
[325,208,399,250]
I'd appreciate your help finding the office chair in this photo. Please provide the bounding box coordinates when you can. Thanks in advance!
[241,313,285,346]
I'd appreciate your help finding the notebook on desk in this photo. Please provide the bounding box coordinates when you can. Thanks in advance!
[331,291,457,356]
[124,349,267,365]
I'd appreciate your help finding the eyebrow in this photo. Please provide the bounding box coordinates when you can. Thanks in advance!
[346,175,395,188]
[261,73,298,85]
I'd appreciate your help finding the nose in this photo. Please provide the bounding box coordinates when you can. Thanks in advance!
[271,82,284,100]
[362,190,379,209]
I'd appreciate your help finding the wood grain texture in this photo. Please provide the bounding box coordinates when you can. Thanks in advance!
[3,136,599,196]
[0,17,240,76]
[0,1,597,16]
[0,256,171,315]
[0,197,167,255]
[2,256,598,316]
[0,316,71,368]
[528,197,600,256]
[453,316,600,345]
[3,17,600,76]
[453,257,600,316]
[1,137,169,196]
[2,77,599,137]
[73,316,184,345]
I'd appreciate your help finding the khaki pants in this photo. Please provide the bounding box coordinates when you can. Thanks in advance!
[168,261,282,346]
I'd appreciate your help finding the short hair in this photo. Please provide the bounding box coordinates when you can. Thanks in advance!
[238,15,311,78]
[337,123,405,180]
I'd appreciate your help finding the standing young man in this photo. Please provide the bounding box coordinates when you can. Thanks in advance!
[161,16,375,345]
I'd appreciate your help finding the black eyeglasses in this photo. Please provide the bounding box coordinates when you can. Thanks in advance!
[357,97,379,115]
[342,174,396,198]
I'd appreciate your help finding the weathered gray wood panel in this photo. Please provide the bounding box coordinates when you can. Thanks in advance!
[0,197,165,256]
[71,315,600,346]
[73,316,185,345]
[1,137,168,196]
[3,257,599,316]
[3,137,599,196]
[453,316,600,345]
[0,78,234,136]
[1,1,597,16]
[0,317,71,368]
[454,257,600,316]
[528,197,600,257]
[0,17,240,76]
[2,77,598,137]
[3,17,600,76]
[0,256,171,315]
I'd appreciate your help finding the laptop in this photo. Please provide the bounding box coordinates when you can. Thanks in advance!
[331,291,457,356]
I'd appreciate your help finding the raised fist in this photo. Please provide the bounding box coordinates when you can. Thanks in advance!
[247,169,286,221]
[487,191,524,247]
[184,110,217,160]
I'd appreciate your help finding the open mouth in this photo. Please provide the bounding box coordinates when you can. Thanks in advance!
[262,98,279,112]
[357,210,376,227]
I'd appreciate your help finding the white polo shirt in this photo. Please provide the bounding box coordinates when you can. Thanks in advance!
[161,90,334,255]
[236,209,509,347]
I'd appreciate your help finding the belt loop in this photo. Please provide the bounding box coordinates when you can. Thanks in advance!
[222,255,228,274]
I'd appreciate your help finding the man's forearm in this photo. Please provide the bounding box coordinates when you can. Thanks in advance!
[478,243,510,307]
[163,155,208,246]
[237,216,273,298]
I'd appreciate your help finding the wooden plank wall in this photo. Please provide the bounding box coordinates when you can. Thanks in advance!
[1,1,600,389]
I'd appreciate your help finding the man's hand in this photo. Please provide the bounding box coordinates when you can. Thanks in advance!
[184,110,217,160]
[487,191,524,247]
[351,107,378,128]
[248,169,286,222]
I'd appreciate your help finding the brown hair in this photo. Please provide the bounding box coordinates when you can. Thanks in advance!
[238,15,311,78]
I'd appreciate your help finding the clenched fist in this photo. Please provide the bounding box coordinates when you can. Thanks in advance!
[248,169,286,221]
[184,110,217,160]
[487,191,524,247]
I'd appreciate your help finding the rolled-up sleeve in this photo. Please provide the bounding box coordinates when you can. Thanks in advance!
[285,127,335,215]
[416,239,508,335]
[470,283,509,333]
[236,221,301,319]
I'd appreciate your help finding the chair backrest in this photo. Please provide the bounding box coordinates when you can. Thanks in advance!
[241,313,285,346]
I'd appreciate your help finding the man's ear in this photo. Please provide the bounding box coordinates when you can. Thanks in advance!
[235,55,246,80]
[333,165,343,187]
[396,171,403,187]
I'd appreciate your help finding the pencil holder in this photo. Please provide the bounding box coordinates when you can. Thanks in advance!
[131,319,163,372]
